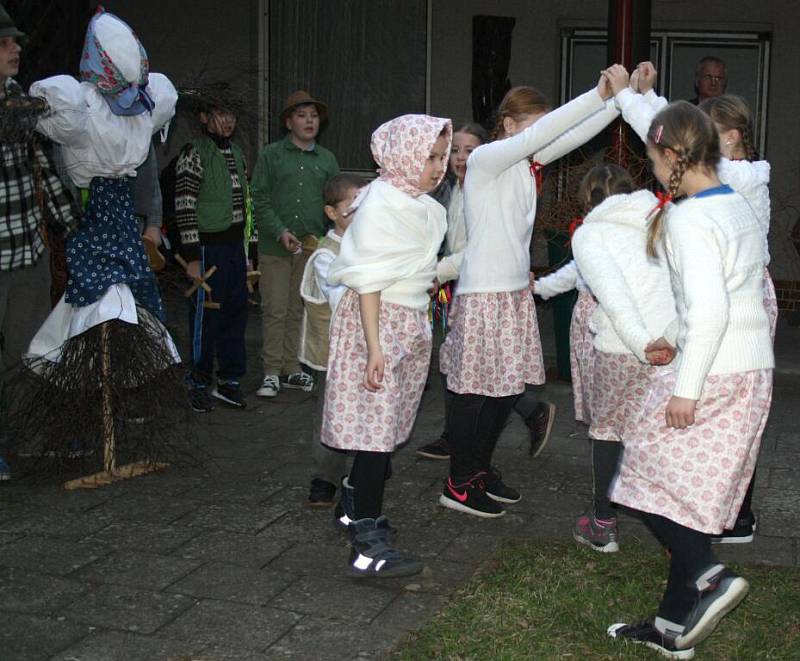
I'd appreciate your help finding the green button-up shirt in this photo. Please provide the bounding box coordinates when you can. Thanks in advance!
[251,134,339,256]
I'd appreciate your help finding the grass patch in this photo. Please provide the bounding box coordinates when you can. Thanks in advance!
[394,541,800,660]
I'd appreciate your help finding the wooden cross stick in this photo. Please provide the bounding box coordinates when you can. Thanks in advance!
[174,254,216,297]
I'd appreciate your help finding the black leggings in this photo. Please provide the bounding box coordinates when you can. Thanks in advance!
[592,440,622,520]
[349,450,392,520]
[644,512,717,624]
[447,391,518,482]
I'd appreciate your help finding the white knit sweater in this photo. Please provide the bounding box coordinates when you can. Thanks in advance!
[456,88,619,295]
[615,88,772,264]
[664,188,774,400]
[571,190,676,361]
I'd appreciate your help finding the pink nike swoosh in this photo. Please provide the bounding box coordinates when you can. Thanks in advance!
[447,481,468,503]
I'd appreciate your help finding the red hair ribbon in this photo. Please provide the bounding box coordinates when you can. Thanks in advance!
[647,190,673,217]
[529,160,545,195]
[568,216,583,238]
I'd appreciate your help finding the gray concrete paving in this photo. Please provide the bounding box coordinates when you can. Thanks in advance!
[0,294,798,660]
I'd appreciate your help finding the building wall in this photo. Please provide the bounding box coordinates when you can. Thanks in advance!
[430,0,800,278]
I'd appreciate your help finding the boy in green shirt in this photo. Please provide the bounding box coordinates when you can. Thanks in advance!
[251,91,339,397]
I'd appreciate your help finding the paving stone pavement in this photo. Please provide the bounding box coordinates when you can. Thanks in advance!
[1,295,798,660]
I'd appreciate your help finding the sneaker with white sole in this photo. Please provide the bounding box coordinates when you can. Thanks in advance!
[484,467,521,504]
[0,457,10,481]
[711,514,756,544]
[256,374,280,398]
[574,512,619,553]
[439,472,505,518]
[675,564,749,650]
[608,616,694,659]
[212,381,246,409]
[281,371,315,392]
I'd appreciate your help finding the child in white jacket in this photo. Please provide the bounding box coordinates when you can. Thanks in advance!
[569,164,677,553]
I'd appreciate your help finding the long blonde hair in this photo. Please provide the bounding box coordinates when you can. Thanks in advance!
[645,101,720,256]
[699,94,757,161]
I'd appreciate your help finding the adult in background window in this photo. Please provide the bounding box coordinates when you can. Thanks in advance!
[690,56,728,105]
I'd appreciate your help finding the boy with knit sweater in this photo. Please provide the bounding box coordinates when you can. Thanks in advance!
[176,89,252,411]
[252,91,339,398]
[301,173,365,507]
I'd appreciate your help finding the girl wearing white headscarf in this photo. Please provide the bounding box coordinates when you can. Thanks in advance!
[321,113,451,578]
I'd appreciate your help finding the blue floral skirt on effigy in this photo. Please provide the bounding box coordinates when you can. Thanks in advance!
[65,176,163,320]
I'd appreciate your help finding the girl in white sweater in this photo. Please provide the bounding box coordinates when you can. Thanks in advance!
[321,114,451,578]
[438,68,624,518]
[606,100,774,657]
[569,164,677,554]
[616,64,776,546]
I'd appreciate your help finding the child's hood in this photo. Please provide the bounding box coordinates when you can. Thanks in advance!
[582,189,657,230]
[370,114,452,198]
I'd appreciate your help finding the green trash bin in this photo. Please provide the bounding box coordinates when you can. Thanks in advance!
[545,230,576,381]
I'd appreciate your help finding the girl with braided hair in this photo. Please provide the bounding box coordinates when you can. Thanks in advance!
[605,100,774,658]
[437,68,624,518]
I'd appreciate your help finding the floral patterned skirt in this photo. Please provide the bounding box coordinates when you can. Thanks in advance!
[589,350,656,442]
[570,291,597,423]
[321,290,432,453]
[439,289,545,397]
[764,268,778,342]
[611,368,773,534]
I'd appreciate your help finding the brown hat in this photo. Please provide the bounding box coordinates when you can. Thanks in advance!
[0,3,26,42]
[279,90,328,124]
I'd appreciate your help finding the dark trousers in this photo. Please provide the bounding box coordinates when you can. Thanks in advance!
[644,512,717,624]
[592,440,623,520]
[447,391,518,482]
[188,242,248,384]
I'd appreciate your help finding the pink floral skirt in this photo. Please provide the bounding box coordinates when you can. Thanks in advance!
[590,351,657,443]
[764,268,778,342]
[440,289,545,396]
[611,368,773,534]
[321,290,432,453]
[570,291,597,423]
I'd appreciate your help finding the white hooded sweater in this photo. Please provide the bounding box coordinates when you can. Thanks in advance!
[571,190,676,361]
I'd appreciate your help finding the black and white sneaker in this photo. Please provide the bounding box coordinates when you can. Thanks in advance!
[676,564,749,650]
[348,516,422,578]
[711,514,756,544]
[212,381,246,409]
[439,473,505,518]
[484,467,521,504]
[608,617,694,659]
[281,371,315,392]
[416,436,450,460]
[513,395,556,458]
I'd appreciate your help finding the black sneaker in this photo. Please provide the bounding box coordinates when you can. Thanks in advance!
[212,381,247,409]
[608,617,695,659]
[676,564,749,650]
[308,478,336,508]
[188,385,214,413]
[514,396,556,458]
[484,467,521,504]
[711,514,756,544]
[416,436,450,460]
[439,473,505,518]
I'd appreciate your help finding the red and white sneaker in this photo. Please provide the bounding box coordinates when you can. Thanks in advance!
[439,472,505,518]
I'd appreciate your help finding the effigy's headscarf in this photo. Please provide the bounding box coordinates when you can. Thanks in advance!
[370,114,452,197]
[79,6,153,116]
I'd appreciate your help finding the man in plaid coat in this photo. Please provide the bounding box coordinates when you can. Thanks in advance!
[0,4,76,479]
